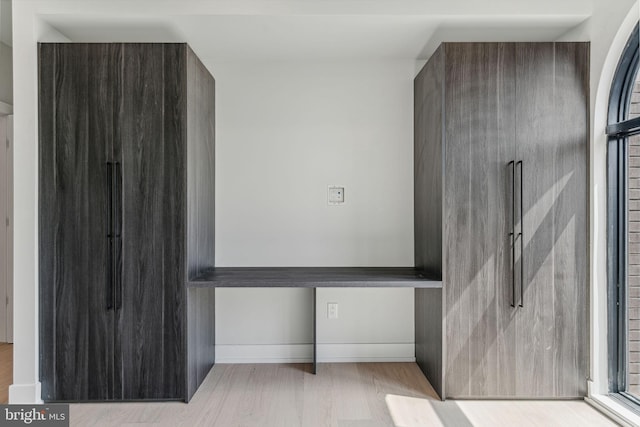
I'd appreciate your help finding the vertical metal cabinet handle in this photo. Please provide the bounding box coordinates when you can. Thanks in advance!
[517,160,524,308]
[115,161,123,310]
[106,162,114,310]
[114,162,122,238]
[107,162,113,238]
[508,160,516,307]
[115,236,122,310]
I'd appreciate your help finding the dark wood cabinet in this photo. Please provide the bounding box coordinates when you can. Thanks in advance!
[442,42,517,398]
[38,43,215,402]
[414,42,589,399]
[39,43,116,401]
[514,42,589,397]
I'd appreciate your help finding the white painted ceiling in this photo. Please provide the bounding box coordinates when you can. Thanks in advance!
[43,15,588,62]
[37,0,593,63]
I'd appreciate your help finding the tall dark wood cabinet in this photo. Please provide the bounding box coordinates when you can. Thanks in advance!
[414,42,589,399]
[38,43,216,402]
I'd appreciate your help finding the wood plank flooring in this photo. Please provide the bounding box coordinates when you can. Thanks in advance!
[69,363,616,427]
[0,343,12,404]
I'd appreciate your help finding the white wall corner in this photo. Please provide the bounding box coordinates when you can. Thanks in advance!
[8,382,42,404]
[11,2,71,405]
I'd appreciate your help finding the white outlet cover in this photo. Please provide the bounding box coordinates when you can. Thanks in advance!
[327,302,339,319]
[328,186,345,205]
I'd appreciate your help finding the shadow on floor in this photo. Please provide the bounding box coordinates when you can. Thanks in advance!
[385,394,473,427]
[430,401,474,427]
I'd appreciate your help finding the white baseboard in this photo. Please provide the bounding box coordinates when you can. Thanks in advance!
[317,343,415,362]
[9,382,42,404]
[215,344,313,363]
[215,343,415,364]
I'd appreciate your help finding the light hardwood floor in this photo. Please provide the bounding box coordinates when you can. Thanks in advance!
[0,343,11,404]
[69,363,617,427]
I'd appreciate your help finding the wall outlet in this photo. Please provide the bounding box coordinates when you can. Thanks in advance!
[328,186,345,205]
[327,302,339,319]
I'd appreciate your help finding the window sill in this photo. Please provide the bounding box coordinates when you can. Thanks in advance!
[586,394,640,427]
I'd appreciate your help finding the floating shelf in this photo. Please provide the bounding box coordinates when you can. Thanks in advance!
[188,267,442,288]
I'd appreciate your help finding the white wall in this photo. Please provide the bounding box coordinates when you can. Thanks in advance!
[213,61,414,268]
[9,3,69,401]
[315,287,414,362]
[211,61,416,362]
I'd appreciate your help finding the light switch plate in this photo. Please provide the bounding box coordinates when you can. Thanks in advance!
[327,302,339,319]
[328,186,345,205]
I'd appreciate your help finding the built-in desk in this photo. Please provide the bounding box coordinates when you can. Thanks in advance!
[188,267,441,288]
[187,267,442,378]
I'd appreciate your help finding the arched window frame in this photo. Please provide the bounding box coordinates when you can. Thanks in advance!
[607,22,640,399]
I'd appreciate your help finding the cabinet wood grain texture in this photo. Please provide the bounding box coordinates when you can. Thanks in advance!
[39,43,117,401]
[443,43,516,398]
[413,45,446,399]
[514,43,589,397]
[187,287,215,401]
[38,43,216,402]
[188,267,440,288]
[414,45,444,280]
[415,288,444,399]
[186,46,216,281]
[185,46,216,401]
[116,43,186,400]
[414,42,588,399]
